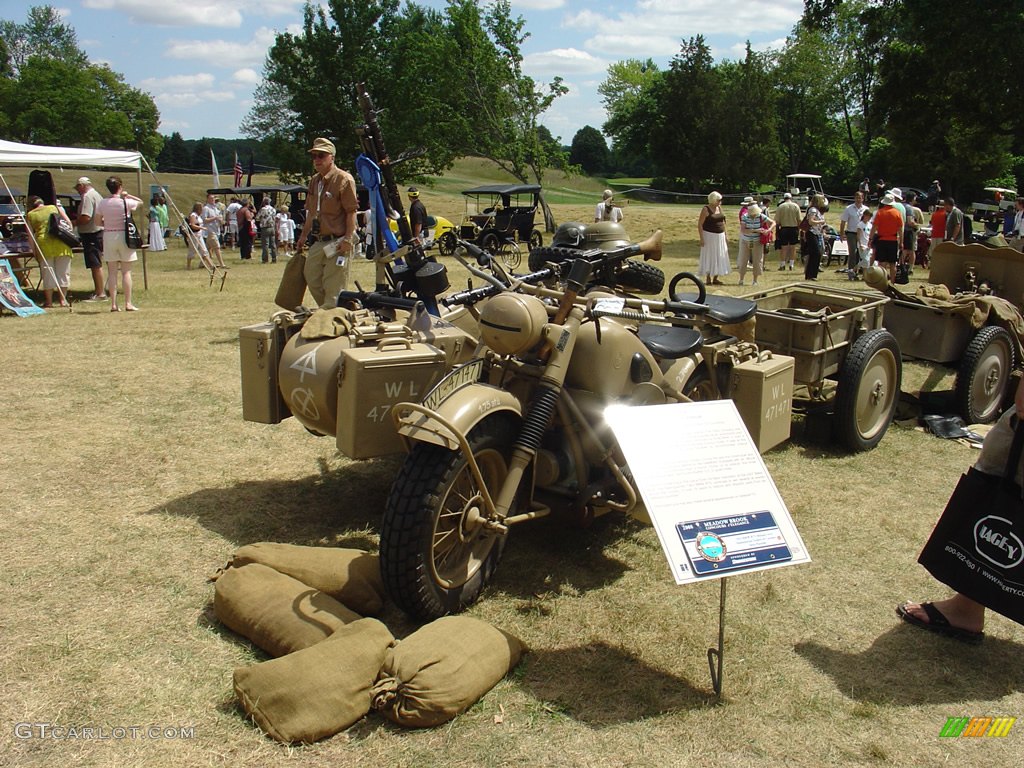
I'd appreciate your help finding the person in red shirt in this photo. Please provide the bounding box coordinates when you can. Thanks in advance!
[872,193,903,283]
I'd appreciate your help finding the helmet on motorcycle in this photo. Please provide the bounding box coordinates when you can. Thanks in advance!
[478,293,549,355]
[552,221,630,252]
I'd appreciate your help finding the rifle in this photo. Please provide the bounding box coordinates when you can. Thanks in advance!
[354,83,448,313]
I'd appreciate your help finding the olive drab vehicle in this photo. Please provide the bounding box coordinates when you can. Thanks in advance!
[379,238,797,620]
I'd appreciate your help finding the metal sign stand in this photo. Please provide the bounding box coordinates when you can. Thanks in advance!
[707,577,727,698]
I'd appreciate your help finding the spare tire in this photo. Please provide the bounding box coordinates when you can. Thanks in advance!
[614,261,665,295]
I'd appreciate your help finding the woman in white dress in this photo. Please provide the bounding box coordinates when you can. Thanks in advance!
[697,191,730,285]
[147,196,166,252]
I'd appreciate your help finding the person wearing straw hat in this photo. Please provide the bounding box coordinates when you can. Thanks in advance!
[295,137,358,308]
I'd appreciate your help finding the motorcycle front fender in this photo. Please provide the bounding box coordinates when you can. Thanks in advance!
[393,383,522,451]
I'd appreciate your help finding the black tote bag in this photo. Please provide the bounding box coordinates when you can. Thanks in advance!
[48,212,81,248]
[917,421,1024,625]
[124,198,144,249]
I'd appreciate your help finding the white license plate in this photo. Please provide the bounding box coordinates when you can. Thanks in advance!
[421,358,484,412]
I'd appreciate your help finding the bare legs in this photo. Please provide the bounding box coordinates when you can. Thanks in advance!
[106,262,137,311]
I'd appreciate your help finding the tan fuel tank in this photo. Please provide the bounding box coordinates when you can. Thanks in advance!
[564,320,662,398]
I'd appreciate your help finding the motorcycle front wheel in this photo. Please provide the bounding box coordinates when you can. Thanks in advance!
[380,415,515,620]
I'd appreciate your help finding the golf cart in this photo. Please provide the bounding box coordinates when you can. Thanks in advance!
[970,186,1017,237]
[777,173,830,212]
[438,183,544,269]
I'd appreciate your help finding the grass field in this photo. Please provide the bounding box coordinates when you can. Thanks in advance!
[2,160,1023,767]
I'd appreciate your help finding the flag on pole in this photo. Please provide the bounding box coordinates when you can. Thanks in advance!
[233,152,243,187]
[210,148,220,187]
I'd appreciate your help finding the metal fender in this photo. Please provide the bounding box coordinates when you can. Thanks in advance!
[394,383,522,450]
[662,353,703,397]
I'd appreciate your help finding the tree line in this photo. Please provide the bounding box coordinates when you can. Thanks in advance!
[589,0,1024,200]
[0,6,163,160]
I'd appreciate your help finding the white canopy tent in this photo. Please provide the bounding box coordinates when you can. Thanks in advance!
[0,139,143,193]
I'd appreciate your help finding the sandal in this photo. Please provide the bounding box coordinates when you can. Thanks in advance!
[111,306,120,312]
[896,602,984,645]
[125,305,140,312]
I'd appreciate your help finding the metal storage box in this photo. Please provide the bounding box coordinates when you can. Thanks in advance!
[729,351,795,453]
[336,339,446,459]
[747,283,888,383]
[240,322,290,424]
[883,299,973,364]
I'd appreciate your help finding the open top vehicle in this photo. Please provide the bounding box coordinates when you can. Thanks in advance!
[777,173,829,212]
[437,183,544,268]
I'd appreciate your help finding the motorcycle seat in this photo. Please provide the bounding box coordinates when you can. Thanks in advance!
[637,324,704,360]
[671,292,757,325]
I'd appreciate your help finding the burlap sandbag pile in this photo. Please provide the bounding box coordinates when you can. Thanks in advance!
[212,543,522,744]
[371,615,523,728]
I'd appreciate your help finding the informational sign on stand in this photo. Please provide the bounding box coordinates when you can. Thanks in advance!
[606,400,810,584]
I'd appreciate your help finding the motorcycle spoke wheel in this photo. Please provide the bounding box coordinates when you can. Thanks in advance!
[381,416,515,620]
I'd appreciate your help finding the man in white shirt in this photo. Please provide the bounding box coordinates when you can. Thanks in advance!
[202,194,226,267]
[594,189,623,223]
[838,191,868,275]
[225,198,242,248]
[1012,197,1024,252]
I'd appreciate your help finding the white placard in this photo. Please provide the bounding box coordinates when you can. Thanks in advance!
[605,400,810,584]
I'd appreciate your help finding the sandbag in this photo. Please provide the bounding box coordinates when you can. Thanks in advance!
[227,542,386,616]
[234,617,394,744]
[274,250,306,310]
[213,563,360,657]
[371,616,523,728]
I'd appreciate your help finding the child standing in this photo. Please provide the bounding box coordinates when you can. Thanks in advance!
[277,209,295,257]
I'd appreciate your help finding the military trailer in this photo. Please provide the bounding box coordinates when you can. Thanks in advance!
[740,283,900,451]
[876,242,1024,423]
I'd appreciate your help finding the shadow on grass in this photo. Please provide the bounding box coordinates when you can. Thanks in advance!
[487,513,635,603]
[150,456,400,548]
[796,624,1024,705]
[518,642,712,725]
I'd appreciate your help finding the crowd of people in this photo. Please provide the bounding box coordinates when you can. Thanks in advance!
[691,182,982,287]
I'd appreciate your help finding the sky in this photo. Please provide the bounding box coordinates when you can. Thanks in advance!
[51,0,804,145]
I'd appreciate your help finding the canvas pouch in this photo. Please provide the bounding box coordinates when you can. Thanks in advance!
[213,562,360,657]
[234,617,395,744]
[227,542,385,616]
[370,616,523,728]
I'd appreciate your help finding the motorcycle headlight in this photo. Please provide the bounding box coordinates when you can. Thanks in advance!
[478,293,548,355]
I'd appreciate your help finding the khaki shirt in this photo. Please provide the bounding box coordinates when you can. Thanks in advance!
[774,200,802,228]
[305,164,357,237]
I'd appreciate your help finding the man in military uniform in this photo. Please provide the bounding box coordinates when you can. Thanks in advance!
[295,138,358,308]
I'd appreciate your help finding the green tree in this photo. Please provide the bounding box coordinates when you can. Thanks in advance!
[599,58,659,173]
[649,36,720,190]
[717,44,782,190]
[871,0,1024,196]
[0,5,87,75]
[569,126,608,175]
[157,132,189,172]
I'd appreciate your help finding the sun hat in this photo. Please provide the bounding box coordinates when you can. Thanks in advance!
[308,137,336,155]
[76,176,91,186]
[889,187,903,201]
[880,193,895,206]
[742,195,754,205]
[602,189,613,200]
